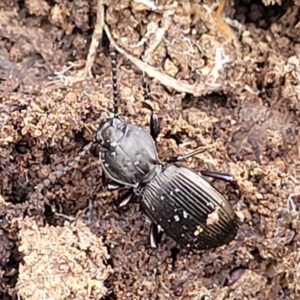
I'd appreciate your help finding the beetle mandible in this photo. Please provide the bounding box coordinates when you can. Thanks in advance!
[94,46,238,250]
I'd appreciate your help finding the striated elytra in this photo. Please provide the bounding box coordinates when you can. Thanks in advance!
[141,164,238,250]
[95,46,238,251]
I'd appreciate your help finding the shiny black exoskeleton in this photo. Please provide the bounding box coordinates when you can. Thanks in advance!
[95,46,238,250]
[96,117,161,187]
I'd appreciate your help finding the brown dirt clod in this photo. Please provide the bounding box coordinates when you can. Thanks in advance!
[17,217,113,300]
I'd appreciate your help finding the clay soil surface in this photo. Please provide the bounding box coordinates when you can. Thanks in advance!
[1,0,300,299]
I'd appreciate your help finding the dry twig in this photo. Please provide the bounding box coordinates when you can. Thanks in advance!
[104,24,223,96]
[65,0,104,85]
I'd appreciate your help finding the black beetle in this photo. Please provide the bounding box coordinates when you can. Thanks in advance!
[94,46,238,250]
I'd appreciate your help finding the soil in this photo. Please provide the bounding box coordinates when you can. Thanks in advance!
[1,0,300,299]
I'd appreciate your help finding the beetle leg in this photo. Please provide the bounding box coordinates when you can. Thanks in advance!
[107,182,123,190]
[167,149,235,182]
[149,223,164,248]
[102,172,122,190]
[200,170,234,182]
[150,112,160,142]
[115,188,137,208]
[167,148,206,163]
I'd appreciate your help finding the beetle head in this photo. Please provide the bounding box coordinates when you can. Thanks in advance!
[94,118,125,149]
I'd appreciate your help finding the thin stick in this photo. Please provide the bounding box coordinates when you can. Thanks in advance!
[68,0,104,84]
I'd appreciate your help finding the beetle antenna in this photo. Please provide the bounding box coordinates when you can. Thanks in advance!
[110,45,119,118]
[31,47,119,198]
[33,141,93,197]
[143,75,150,102]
